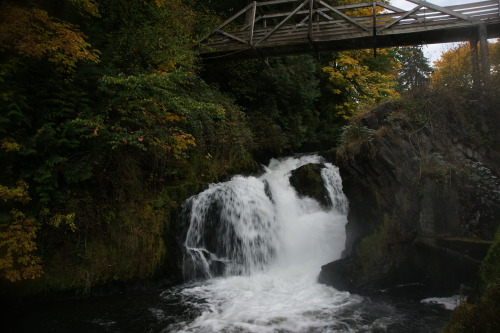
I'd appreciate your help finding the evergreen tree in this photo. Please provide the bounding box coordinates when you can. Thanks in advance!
[396,46,433,92]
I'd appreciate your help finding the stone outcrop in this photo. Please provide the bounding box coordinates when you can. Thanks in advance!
[319,90,500,296]
[289,163,331,208]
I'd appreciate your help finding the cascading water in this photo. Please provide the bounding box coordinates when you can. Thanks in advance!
[169,155,364,332]
[182,155,347,280]
[181,174,278,279]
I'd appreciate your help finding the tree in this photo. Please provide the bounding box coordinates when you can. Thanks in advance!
[0,1,99,74]
[0,177,43,282]
[396,46,433,92]
[0,0,100,282]
[431,43,473,90]
[322,49,399,119]
[431,40,500,90]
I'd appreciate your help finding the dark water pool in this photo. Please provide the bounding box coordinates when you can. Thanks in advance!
[5,283,453,333]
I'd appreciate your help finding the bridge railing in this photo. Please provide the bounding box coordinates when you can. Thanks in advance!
[200,0,500,54]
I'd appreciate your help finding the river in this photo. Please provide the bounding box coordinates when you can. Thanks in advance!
[10,155,455,332]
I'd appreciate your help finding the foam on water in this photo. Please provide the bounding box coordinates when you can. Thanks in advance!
[421,295,463,310]
[169,155,362,332]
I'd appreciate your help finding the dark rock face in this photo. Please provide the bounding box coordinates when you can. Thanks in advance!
[319,92,500,295]
[317,258,357,292]
[289,163,331,208]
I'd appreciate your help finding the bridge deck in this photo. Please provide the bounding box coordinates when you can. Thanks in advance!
[199,0,500,61]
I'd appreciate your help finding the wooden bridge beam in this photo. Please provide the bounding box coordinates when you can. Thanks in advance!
[255,0,310,46]
[406,0,476,22]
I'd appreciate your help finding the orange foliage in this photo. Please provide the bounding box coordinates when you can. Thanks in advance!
[0,210,43,282]
[431,39,500,90]
[431,43,472,89]
[0,180,43,282]
[0,2,99,72]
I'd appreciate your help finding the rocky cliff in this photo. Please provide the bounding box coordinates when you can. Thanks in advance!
[319,89,500,296]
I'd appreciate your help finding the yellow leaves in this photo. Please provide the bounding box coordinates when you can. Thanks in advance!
[46,211,77,232]
[0,180,46,282]
[431,43,474,89]
[0,2,100,73]
[0,209,43,282]
[323,49,399,118]
[0,180,31,203]
[1,139,21,152]
[431,40,500,90]
[170,133,196,159]
[165,112,184,123]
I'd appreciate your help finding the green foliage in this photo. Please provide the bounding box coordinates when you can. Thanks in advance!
[204,55,323,152]
[356,214,401,276]
[94,0,199,74]
[480,227,500,290]
[42,196,169,293]
[336,124,375,160]
[74,71,199,158]
[256,56,321,147]
[442,227,500,333]
[396,46,433,92]
[184,87,254,180]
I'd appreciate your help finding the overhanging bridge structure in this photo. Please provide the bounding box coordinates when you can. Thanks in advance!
[199,0,500,62]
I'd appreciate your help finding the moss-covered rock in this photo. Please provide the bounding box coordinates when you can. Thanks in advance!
[289,163,330,207]
[442,226,500,332]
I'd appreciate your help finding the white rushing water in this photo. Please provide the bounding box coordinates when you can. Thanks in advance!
[168,155,363,332]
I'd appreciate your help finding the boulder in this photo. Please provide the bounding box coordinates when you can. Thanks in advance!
[289,163,331,208]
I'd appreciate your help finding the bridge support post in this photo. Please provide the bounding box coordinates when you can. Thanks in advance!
[469,39,480,91]
[479,23,491,89]
[249,1,257,45]
[372,0,377,58]
[245,1,254,25]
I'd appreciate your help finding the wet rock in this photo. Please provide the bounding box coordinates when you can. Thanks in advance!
[317,257,356,292]
[289,163,331,208]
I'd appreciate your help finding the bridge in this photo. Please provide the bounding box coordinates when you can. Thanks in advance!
[199,0,500,62]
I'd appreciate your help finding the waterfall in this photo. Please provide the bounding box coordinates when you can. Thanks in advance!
[182,175,278,279]
[181,155,348,280]
[170,155,360,332]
